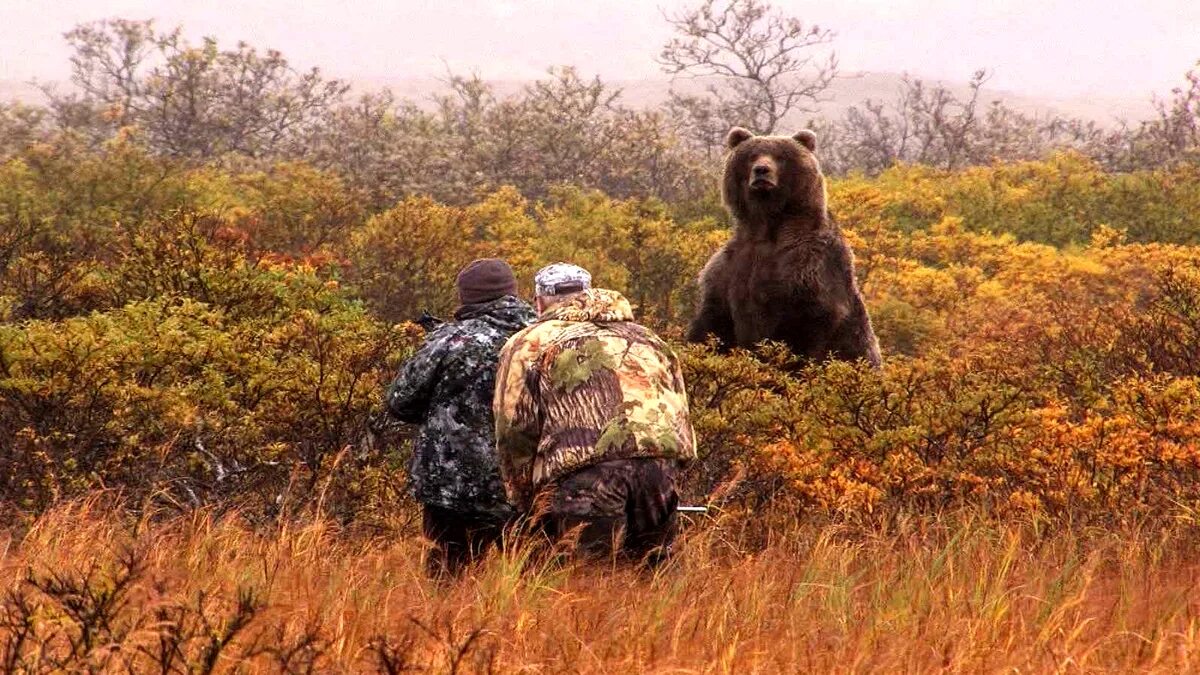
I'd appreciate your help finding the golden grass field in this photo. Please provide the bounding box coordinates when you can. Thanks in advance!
[3,497,1199,673]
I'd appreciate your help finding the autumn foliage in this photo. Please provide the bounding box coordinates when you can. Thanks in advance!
[6,12,1200,671]
[0,132,1198,527]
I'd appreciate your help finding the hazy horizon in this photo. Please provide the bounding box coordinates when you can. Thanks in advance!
[1,0,1197,103]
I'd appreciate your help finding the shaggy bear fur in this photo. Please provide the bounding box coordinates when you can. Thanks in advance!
[686,127,882,367]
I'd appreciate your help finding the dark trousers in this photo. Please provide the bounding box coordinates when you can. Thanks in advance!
[537,458,681,566]
[421,505,507,577]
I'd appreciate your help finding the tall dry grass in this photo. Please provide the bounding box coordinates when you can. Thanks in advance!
[2,496,1199,673]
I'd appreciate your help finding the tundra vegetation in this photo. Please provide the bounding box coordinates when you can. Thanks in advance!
[3,6,1200,672]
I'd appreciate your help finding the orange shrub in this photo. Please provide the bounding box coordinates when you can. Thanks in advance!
[4,139,1200,522]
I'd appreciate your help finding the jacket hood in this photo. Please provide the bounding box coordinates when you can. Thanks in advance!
[540,288,634,323]
[455,294,536,330]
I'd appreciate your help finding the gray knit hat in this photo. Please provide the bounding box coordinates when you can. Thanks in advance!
[534,263,592,297]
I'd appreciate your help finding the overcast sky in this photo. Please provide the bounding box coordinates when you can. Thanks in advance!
[1,0,1197,99]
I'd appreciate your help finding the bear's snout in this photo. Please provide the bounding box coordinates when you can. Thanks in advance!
[748,156,778,190]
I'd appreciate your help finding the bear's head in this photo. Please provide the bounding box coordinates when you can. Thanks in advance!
[722,127,827,231]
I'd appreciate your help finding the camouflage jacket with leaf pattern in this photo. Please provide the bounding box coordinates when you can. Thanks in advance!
[493,288,696,510]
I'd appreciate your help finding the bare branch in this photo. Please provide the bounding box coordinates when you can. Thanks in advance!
[659,0,838,149]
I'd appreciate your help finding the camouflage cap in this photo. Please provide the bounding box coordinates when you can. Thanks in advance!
[534,262,592,297]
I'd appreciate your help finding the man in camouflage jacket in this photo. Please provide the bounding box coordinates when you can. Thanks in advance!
[386,258,536,576]
[494,263,696,564]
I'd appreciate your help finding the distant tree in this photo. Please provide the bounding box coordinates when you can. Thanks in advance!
[659,0,837,155]
[1146,61,1200,160]
[817,70,1108,175]
[308,67,710,206]
[833,70,990,173]
[43,19,348,159]
[60,18,160,130]
[309,91,446,210]
[0,103,49,157]
[1114,61,1200,170]
[493,67,710,203]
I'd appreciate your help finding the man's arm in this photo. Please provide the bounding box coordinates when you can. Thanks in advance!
[493,330,543,511]
[385,329,450,424]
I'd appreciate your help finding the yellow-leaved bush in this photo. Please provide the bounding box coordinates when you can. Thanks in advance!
[3,136,1200,521]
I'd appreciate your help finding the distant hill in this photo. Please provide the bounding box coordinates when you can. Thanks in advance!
[0,80,44,104]
[2,71,1154,127]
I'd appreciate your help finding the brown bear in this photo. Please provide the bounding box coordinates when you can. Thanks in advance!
[686,127,882,367]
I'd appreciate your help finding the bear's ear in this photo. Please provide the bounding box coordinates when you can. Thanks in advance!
[793,129,817,152]
[726,127,753,150]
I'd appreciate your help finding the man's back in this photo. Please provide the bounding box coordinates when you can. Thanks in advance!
[494,288,695,510]
[389,295,536,514]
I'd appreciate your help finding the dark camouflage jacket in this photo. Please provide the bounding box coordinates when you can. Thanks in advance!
[494,288,697,511]
[386,295,536,515]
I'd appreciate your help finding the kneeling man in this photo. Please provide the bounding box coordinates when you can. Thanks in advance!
[386,258,536,576]
[494,263,696,564]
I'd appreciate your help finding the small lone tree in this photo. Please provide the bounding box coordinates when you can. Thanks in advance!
[659,0,837,154]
